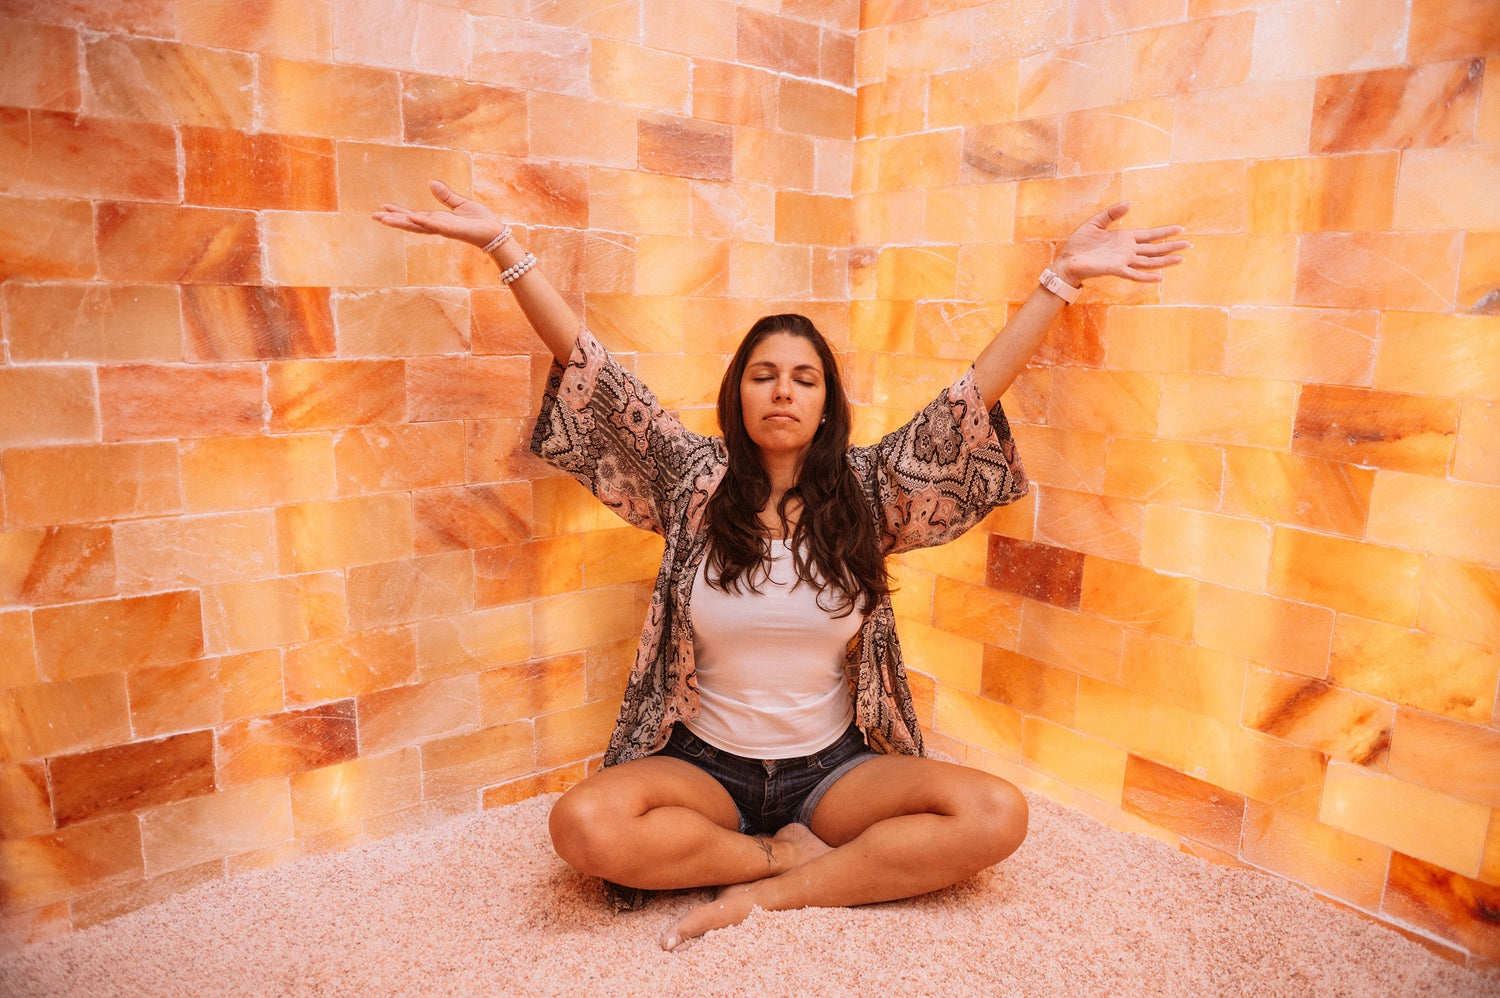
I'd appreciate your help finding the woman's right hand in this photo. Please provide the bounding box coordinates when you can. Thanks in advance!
[372,179,505,249]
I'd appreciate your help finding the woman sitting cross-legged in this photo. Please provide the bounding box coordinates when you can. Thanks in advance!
[374,182,1187,950]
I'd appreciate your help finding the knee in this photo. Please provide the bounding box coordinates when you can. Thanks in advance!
[968,776,1029,866]
[548,786,621,877]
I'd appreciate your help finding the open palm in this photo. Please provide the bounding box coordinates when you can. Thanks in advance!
[1056,203,1189,285]
[372,180,503,248]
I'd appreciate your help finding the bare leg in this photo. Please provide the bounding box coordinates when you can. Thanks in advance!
[548,755,830,890]
[660,756,1028,950]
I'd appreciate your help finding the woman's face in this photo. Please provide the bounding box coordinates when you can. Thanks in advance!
[739,332,827,462]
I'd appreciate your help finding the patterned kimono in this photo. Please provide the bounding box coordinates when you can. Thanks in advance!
[530,327,1029,770]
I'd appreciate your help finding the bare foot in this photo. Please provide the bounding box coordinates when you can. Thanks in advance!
[765,822,832,873]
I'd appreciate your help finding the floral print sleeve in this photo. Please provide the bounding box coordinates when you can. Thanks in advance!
[850,366,1029,556]
[529,327,720,536]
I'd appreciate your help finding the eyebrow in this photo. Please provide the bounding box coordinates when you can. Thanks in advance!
[747,361,823,374]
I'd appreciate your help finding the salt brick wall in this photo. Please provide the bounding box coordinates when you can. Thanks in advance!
[0,0,1495,971]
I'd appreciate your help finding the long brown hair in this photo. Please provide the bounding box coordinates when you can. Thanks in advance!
[703,314,889,617]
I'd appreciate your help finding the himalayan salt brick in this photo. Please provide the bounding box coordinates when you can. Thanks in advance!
[338,143,473,222]
[0,110,177,202]
[1249,0,1406,81]
[34,591,203,682]
[1241,800,1390,912]
[1018,36,1130,117]
[412,483,531,554]
[416,605,532,681]
[1292,385,1458,476]
[182,128,335,211]
[334,423,466,495]
[1391,708,1500,809]
[855,189,925,248]
[1071,0,1189,39]
[283,627,416,706]
[1080,557,1197,641]
[1058,98,1174,177]
[1018,600,1125,683]
[0,610,39,689]
[1331,615,1498,723]
[591,39,689,112]
[0,760,52,838]
[1189,714,1326,815]
[291,749,423,838]
[1034,488,1143,563]
[1014,174,1120,240]
[83,35,252,128]
[1105,305,1226,373]
[536,698,617,769]
[729,243,813,299]
[929,62,1019,130]
[858,76,925,136]
[582,527,665,588]
[1386,852,1500,962]
[480,653,585,727]
[924,185,1016,247]
[530,0,641,39]
[633,235,732,298]
[2,442,181,528]
[1127,13,1254,98]
[903,618,983,691]
[774,192,853,247]
[0,673,130,762]
[334,288,468,358]
[1076,679,1193,769]
[1271,526,1422,625]
[0,367,97,446]
[1487,818,1500,887]
[870,353,966,414]
[1010,425,1107,493]
[1242,666,1393,766]
[268,359,405,431]
[402,75,525,155]
[1157,373,1297,448]
[625,112,731,186]
[1102,437,1222,512]
[1462,232,1500,315]
[201,573,346,656]
[1121,632,1247,725]
[587,635,637,704]
[1375,311,1500,399]
[1367,472,1500,566]
[955,243,1054,305]
[139,780,293,876]
[1322,761,1489,875]
[916,301,1023,366]
[0,813,142,908]
[589,171,691,238]
[1224,306,1375,385]
[467,417,553,486]
[331,0,465,76]
[531,585,650,659]
[259,57,400,141]
[277,494,413,575]
[113,512,275,593]
[741,127,818,195]
[182,285,335,361]
[962,119,1059,183]
[264,211,406,288]
[1046,369,1159,436]
[215,700,357,788]
[470,18,589,95]
[483,761,588,810]
[1173,80,1316,162]
[581,294,688,353]
[0,17,80,112]
[176,0,331,60]
[936,685,1024,756]
[1395,145,1500,232]
[1409,0,1500,61]
[1193,583,1333,678]
[1296,232,1461,311]
[420,720,534,799]
[1162,234,1297,307]
[1022,717,1129,805]
[1483,63,1500,144]
[1117,161,1246,235]
[71,859,226,932]
[1247,154,1398,233]
[97,202,260,284]
[738,7,821,77]
[1221,446,1374,538]
[525,228,635,296]
[98,364,266,442]
[1312,61,1482,154]
[475,538,584,608]
[877,130,962,191]
[5,283,181,363]
[1419,557,1500,651]
[49,730,215,827]
[128,650,283,739]
[933,576,1025,648]
[780,77,857,140]
[524,92,637,169]
[1122,754,1246,853]
[347,551,474,630]
[0,196,95,280]
[181,433,335,513]
[530,477,624,537]
[980,646,1078,726]
[1141,507,1270,591]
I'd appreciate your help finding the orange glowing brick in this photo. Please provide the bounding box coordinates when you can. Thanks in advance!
[1018,600,1125,683]
[1121,633,1247,726]
[0,367,97,447]
[1119,161,1246,235]
[531,585,649,660]
[934,575,1025,646]
[1292,385,1458,476]
[416,605,532,681]
[5,283,182,363]
[1163,234,1299,307]
[1270,526,1422,625]
[1251,0,1406,80]
[334,288,467,358]
[1122,754,1246,853]
[1105,305,1227,373]
[347,551,474,630]
[1296,232,1461,312]
[1,109,178,202]
[780,77,855,140]
[1141,506,1271,592]
[268,359,405,431]
[1,813,142,908]
[0,674,130,762]
[181,433,334,513]
[84,34,252,128]
[961,119,1058,184]
[582,527,666,589]
[1103,437,1222,511]
[1224,307,1376,385]
[1046,369,1159,436]
[1011,425,1106,493]
[1321,761,1488,876]
[1368,472,1500,567]
[1418,557,1500,651]
[334,423,465,496]
[356,675,479,758]
[0,759,51,838]
[419,720,534,800]
[1015,174,1120,241]
[1188,714,1325,815]
[1222,446,1374,538]
[1242,667,1393,767]
[1158,373,1298,448]
[399,74,526,154]
[1077,679,1192,769]
[1193,583,1334,679]
[1385,851,1500,963]
[99,364,266,442]
[694,59,777,128]
[1249,154,1399,232]
[900,618,983,693]
[1034,487,1143,563]
[1395,145,1500,233]
[139,780,292,877]
[1313,61,1480,154]
[480,652,586,726]
[114,512,274,594]
[1374,311,1500,400]
[4,442,182,527]
[981,645,1078,725]
[1080,556,1197,641]
[1172,80,1315,162]
[1128,13,1254,97]
[1023,717,1128,805]
[929,61,1018,128]
[536,698,617,769]
[128,650,283,739]
[1017,35,1129,117]
[276,494,413,574]
[33,591,202,683]
[264,210,406,287]
[955,242,1053,304]
[0,196,95,281]
[936,685,1023,756]
[1241,800,1390,912]
[1331,615,1498,724]
[1059,99,1175,176]
[1390,708,1500,809]
[0,16,81,111]
[291,749,422,838]
[259,57,399,140]
[97,202,259,285]
[0,610,38,689]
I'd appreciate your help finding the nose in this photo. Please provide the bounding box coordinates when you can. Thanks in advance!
[773,377,792,401]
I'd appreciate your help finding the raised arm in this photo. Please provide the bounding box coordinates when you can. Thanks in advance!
[373,180,579,364]
[971,203,1189,405]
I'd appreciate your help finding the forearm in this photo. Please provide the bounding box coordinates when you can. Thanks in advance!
[971,283,1067,405]
[486,237,579,365]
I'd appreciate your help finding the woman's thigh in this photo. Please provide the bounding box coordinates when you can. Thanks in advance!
[549,753,742,838]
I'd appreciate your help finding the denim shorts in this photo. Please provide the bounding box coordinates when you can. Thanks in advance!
[657,722,879,836]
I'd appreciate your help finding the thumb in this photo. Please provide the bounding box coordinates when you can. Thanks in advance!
[429,179,461,207]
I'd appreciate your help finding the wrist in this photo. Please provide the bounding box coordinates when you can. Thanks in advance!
[1049,257,1084,289]
[1038,266,1081,304]
[479,226,512,254]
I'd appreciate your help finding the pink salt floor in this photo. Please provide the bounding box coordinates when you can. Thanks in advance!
[3,791,1495,997]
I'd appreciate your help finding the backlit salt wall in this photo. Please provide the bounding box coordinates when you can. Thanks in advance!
[852,0,1499,970]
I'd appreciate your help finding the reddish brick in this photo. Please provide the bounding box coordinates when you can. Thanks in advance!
[986,535,1086,610]
[49,731,216,827]
[183,127,336,210]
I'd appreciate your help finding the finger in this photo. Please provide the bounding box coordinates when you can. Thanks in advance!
[429,179,463,208]
[1121,268,1167,282]
[1089,201,1131,228]
[1132,224,1187,243]
[1131,254,1186,270]
[1136,239,1192,256]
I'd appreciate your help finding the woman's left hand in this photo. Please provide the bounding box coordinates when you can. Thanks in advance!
[1052,202,1189,287]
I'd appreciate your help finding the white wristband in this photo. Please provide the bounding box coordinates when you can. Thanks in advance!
[1039,267,1081,304]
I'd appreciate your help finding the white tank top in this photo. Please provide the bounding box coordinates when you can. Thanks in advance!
[686,540,863,758]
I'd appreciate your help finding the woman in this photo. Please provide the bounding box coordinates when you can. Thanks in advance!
[374,182,1187,950]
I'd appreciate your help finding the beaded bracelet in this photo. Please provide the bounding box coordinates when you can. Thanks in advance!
[479,226,512,254]
[499,252,537,285]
